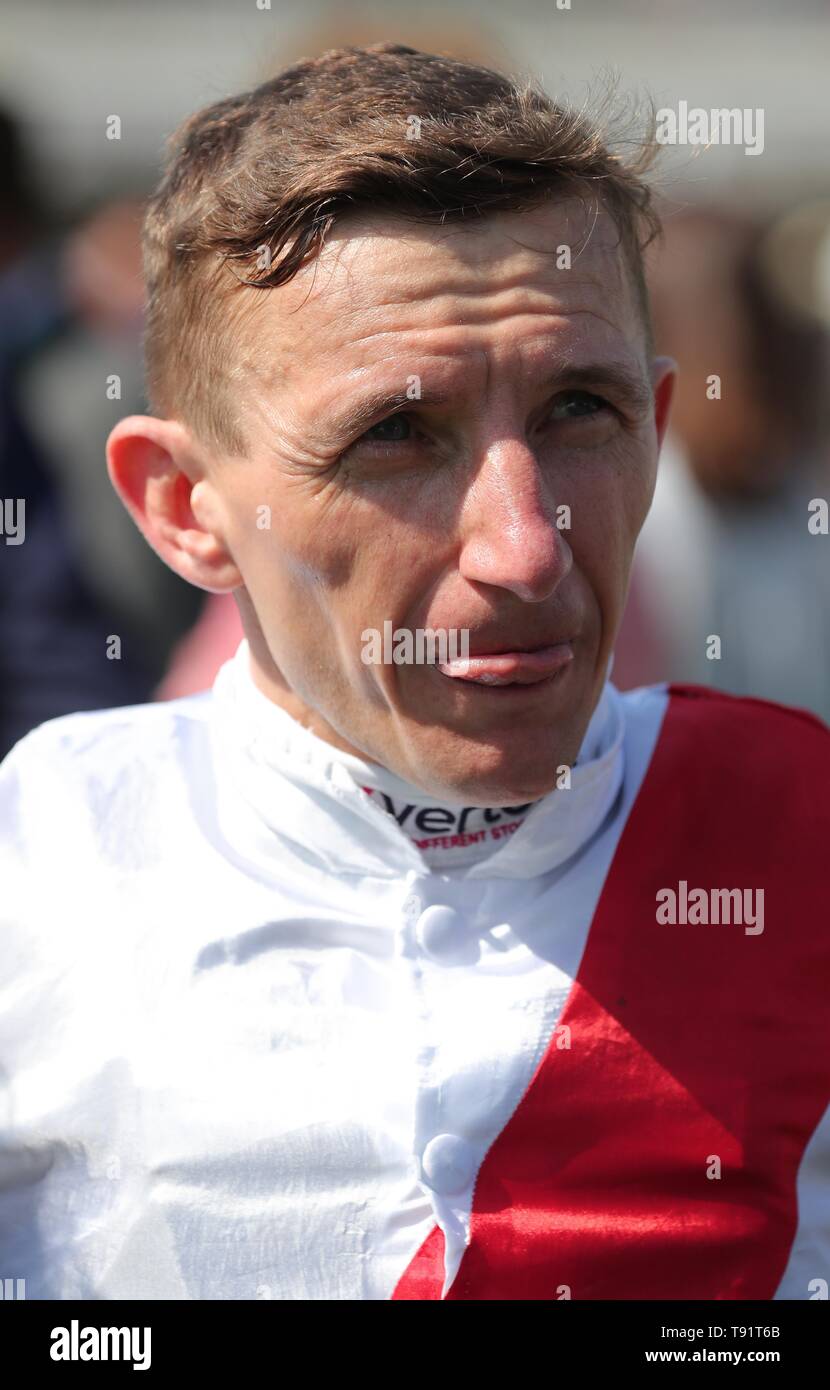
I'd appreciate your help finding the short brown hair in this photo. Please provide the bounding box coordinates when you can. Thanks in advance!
[142,42,661,456]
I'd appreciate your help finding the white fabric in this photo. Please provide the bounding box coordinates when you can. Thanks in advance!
[0,642,824,1299]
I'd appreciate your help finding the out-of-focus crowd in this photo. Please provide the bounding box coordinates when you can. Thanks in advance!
[1,102,829,760]
[0,107,203,757]
[615,204,830,719]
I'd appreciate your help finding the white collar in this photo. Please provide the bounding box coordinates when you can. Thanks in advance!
[208,640,625,882]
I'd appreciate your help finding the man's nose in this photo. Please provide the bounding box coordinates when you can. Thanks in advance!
[456,439,572,603]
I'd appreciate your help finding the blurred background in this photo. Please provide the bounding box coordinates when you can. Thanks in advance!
[1,0,829,756]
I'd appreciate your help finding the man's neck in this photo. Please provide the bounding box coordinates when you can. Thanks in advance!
[243,608,383,765]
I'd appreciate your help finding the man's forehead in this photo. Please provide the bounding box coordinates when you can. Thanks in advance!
[289,199,627,314]
[236,198,638,393]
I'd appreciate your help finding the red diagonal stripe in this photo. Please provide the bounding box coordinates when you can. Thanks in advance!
[392,686,830,1299]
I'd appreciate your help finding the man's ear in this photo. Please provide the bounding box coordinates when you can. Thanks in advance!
[106,415,243,594]
[650,355,677,451]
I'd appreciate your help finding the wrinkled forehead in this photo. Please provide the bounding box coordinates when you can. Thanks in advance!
[287,198,634,323]
[231,197,643,396]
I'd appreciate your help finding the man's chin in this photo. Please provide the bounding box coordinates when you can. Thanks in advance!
[395,735,579,807]
[391,673,593,803]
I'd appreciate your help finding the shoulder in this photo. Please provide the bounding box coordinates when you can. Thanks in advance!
[0,693,214,858]
[631,683,830,823]
[618,679,829,750]
[1,690,212,772]
[664,682,829,749]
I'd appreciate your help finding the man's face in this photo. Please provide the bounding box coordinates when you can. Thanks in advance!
[204,199,673,803]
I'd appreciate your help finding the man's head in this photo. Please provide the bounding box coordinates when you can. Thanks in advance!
[108,42,674,805]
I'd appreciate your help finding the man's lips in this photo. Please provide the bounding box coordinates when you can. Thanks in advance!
[437,642,574,686]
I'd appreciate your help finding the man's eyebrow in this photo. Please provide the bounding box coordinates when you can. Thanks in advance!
[544,362,653,413]
[329,387,454,442]
[328,361,652,440]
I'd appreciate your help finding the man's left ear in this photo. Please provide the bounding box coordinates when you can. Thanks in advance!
[650,356,677,450]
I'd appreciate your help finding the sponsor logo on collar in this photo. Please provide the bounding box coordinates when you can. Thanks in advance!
[361,788,532,850]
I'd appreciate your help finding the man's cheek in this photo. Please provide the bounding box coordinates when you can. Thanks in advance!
[266,525,360,593]
[571,517,630,625]
[605,453,655,542]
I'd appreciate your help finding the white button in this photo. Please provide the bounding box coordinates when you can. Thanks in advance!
[420,1134,477,1195]
[415,904,468,961]
[402,895,421,921]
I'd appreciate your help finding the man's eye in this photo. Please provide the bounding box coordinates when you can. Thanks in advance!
[359,413,413,444]
[548,391,609,420]
[347,394,612,457]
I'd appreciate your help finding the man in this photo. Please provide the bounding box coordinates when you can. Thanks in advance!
[1,43,828,1301]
